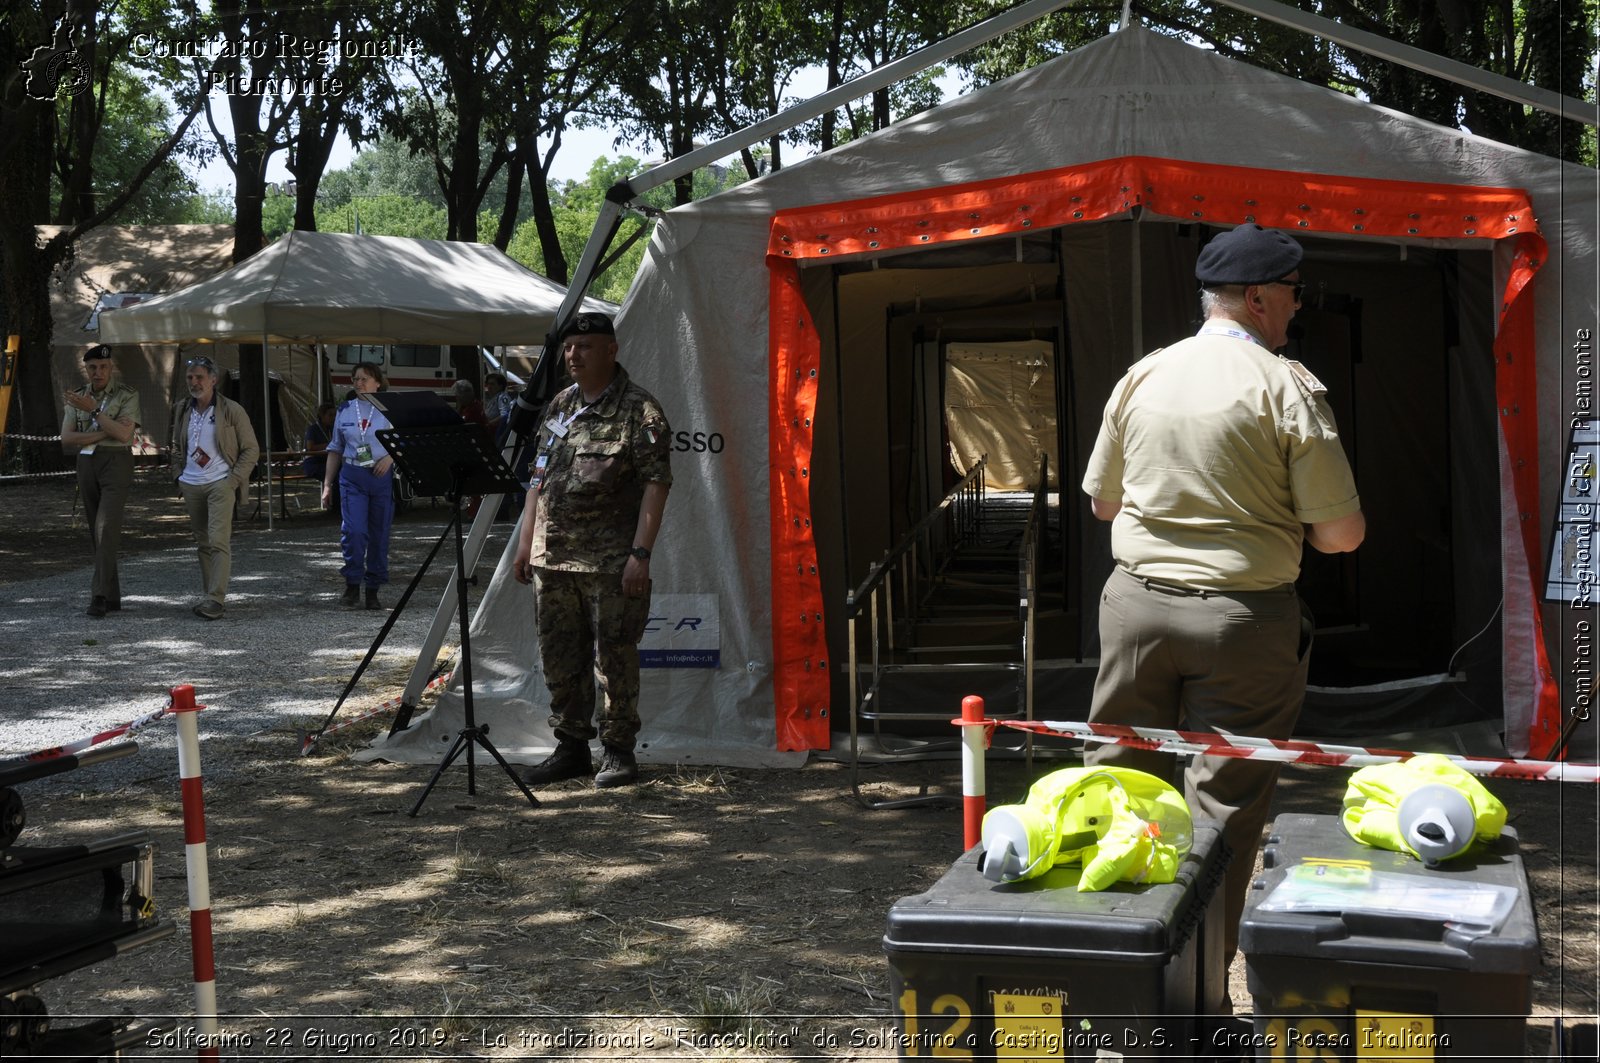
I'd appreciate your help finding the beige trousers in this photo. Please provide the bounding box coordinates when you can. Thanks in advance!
[1084,564,1313,968]
[181,478,237,605]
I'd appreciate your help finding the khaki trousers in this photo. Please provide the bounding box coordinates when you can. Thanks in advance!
[180,478,237,605]
[78,448,134,604]
[1084,565,1313,968]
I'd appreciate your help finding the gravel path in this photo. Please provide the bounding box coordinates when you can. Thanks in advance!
[0,513,512,793]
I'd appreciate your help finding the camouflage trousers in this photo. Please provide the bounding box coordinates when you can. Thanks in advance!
[534,568,651,748]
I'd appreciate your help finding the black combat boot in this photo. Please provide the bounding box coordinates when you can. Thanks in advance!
[365,586,381,610]
[521,739,594,786]
[593,744,639,788]
[342,584,359,607]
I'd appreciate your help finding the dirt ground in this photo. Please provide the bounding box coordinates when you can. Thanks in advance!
[3,473,1597,1060]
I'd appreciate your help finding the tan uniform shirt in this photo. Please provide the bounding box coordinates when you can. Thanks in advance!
[1082,323,1361,590]
[62,381,141,451]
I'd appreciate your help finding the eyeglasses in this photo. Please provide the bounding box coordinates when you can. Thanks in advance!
[1266,279,1306,303]
[186,357,217,371]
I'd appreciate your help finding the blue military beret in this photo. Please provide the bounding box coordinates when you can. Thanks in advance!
[1195,224,1303,286]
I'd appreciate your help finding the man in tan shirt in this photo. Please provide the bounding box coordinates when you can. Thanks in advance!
[62,345,141,618]
[1082,224,1364,972]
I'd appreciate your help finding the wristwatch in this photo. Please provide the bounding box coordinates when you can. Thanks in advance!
[629,546,651,560]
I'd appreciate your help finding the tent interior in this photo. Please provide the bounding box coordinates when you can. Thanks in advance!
[807,218,1502,740]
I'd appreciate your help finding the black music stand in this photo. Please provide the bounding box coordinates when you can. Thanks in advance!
[374,397,539,816]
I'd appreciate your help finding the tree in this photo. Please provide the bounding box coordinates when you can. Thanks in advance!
[711,0,824,177]
[599,0,734,206]
[69,69,209,224]
[1,1,204,434]
[279,2,389,232]
[505,154,748,302]
[374,0,517,243]
[493,2,636,281]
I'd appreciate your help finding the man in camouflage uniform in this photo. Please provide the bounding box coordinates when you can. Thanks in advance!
[513,312,672,788]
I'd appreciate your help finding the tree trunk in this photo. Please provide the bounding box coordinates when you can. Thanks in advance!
[230,100,270,450]
[446,117,482,242]
[0,238,61,438]
[0,79,64,435]
[527,158,567,285]
[492,146,524,251]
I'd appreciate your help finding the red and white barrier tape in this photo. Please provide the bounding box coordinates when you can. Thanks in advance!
[299,673,451,755]
[13,700,174,763]
[960,718,1600,784]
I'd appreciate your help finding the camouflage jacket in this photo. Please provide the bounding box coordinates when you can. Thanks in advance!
[530,363,672,573]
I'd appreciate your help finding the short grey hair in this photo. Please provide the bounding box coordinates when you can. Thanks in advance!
[1199,285,1249,320]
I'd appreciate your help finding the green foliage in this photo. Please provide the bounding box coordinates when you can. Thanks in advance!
[179,192,236,225]
[505,156,653,302]
[324,130,449,209]
[70,69,208,224]
[312,193,450,241]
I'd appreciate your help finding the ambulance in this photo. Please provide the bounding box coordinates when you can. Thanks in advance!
[328,343,457,397]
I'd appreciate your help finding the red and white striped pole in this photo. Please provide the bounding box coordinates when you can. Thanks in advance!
[171,684,219,1060]
[960,695,988,851]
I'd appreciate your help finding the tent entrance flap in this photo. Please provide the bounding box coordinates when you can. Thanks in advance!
[944,340,1061,493]
[768,156,1556,755]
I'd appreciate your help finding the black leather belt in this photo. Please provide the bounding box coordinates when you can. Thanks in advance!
[1121,568,1294,598]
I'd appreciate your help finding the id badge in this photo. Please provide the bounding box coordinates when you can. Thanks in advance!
[545,418,568,439]
[191,447,212,469]
[354,443,374,467]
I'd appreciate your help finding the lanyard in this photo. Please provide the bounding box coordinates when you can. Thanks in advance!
[558,400,597,434]
[188,404,213,452]
[1198,324,1265,348]
[356,399,373,443]
[551,382,613,439]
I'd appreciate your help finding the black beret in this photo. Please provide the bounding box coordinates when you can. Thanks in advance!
[1195,224,1303,286]
[558,311,615,340]
[82,344,111,362]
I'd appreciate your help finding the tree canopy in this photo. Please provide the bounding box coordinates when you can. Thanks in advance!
[2,0,1594,433]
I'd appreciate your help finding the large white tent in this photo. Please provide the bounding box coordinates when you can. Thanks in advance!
[97,229,598,346]
[368,25,1595,771]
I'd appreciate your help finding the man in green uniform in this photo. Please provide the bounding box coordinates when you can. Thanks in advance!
[1082,225,1365,970]
[513,312,672,788]
[62,345,141,617]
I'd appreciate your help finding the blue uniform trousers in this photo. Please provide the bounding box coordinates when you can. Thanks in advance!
[338,464,394,588]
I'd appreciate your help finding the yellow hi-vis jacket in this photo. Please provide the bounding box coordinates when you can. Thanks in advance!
[1341,754,1506,863]
[979,767,1192,890]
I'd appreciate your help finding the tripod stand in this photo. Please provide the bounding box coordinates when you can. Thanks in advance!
[375,417,539,817]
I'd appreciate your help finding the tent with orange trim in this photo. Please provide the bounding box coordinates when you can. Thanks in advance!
[373,24,1596,770]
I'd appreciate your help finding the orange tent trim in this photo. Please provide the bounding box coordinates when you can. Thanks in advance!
[765,155,1554,755]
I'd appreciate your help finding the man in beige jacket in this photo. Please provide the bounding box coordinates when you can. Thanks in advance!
[169,355,260,619]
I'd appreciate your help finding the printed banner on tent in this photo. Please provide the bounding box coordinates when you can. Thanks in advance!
[641,594,720,669]
[1546,421,1600,604]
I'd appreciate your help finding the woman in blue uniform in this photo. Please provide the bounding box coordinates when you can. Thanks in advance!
[321,363,395,608]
